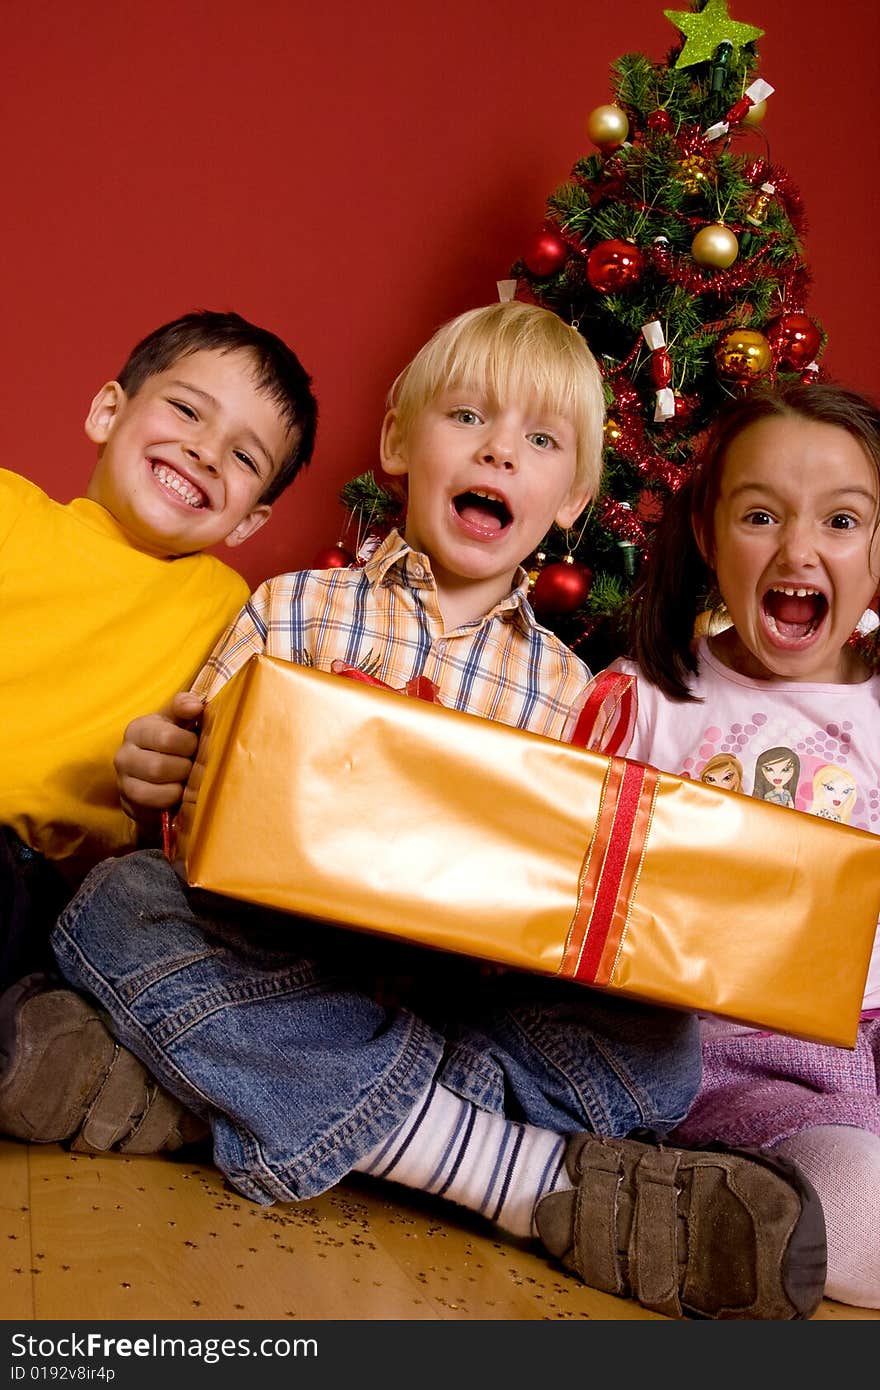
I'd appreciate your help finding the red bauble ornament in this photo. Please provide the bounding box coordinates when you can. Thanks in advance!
[647,109,673,134]
[311,542,354,568]
[522,226,568,278]
[530,557,593,616]
[768,312,821,369]
[587,238,644,294]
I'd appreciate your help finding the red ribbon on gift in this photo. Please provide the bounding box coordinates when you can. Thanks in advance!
[562,754,659,987]
[330,659,442,703]
[560,668,650,987]
[568,670,637,753]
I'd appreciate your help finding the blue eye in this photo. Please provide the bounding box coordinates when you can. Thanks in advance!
[529,432,556,450]
[451,407,482,425]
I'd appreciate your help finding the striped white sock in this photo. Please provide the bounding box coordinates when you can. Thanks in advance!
[354,1080,572,1237]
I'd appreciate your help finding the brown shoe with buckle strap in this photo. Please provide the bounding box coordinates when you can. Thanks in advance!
[534,1131,827,1319]
[0,973,208,1154]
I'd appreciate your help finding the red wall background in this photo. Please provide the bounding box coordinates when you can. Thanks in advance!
[5,0,878,592]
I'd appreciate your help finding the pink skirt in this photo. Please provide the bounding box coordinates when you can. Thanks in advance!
[671,1015,880,1150]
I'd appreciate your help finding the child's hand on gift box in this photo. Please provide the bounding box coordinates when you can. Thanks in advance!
[114,690,205,839]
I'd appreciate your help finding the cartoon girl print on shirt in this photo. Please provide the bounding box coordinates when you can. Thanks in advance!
[699,753,744,794]
[752,746,800,808]
[809,764,857,823]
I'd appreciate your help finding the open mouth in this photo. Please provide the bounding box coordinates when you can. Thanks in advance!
[151,461,208,509]
[453,489,512,535]
[762,585,828,642]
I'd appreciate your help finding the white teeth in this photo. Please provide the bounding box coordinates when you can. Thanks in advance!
[153,463,203,508]
[471,488,500,501]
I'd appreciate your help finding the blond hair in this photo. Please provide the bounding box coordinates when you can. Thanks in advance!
[810,765,857,823]
[386,301,605,496]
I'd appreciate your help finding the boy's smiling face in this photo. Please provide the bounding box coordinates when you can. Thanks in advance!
[85,348,296,558]
[381,387,590,620]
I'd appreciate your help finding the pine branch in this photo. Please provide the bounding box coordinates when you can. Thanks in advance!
[338,472,399,522]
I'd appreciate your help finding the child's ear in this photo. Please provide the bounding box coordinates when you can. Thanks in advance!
[84,381,126,444]
[554,486,594,531]
[223,504,273,549]
[379,410,409,479]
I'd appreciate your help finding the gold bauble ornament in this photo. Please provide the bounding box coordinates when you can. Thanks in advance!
[586,104,629,150]
[715,328,772,382]
[691,222,739,269]
[742,98,767,126]
[676,152,713,195]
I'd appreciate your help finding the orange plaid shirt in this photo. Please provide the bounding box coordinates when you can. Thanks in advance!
[194,530,592,742]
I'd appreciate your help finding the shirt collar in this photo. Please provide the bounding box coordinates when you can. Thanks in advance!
[67,497,177,561]
[363,528,535,629]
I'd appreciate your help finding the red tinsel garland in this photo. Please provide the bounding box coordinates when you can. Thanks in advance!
[599,497,649,547]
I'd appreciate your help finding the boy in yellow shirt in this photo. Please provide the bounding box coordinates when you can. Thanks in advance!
[0,308,318,993]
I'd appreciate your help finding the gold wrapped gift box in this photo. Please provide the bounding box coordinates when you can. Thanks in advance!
[171,654,880,1047]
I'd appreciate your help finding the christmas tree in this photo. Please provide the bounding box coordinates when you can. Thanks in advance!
[339,1,826,670]
[511,0,825,668]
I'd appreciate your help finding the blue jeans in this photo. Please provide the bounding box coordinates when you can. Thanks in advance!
[52,850,701,1205]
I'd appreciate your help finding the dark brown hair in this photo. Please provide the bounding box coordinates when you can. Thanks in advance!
[118,309,318,503]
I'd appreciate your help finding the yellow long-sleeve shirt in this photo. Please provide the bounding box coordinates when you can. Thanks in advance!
[0,468,248,879]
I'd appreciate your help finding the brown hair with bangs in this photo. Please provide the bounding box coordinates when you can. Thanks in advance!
[630,381,880,701]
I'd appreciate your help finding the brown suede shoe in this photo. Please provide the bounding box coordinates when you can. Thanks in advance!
[0,973,208,1154]
[534,1132,826,1319]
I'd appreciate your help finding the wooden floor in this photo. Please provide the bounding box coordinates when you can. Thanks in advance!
[1,1138,877,1322]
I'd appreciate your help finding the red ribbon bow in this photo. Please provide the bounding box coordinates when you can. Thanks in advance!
[330,659,442,703]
